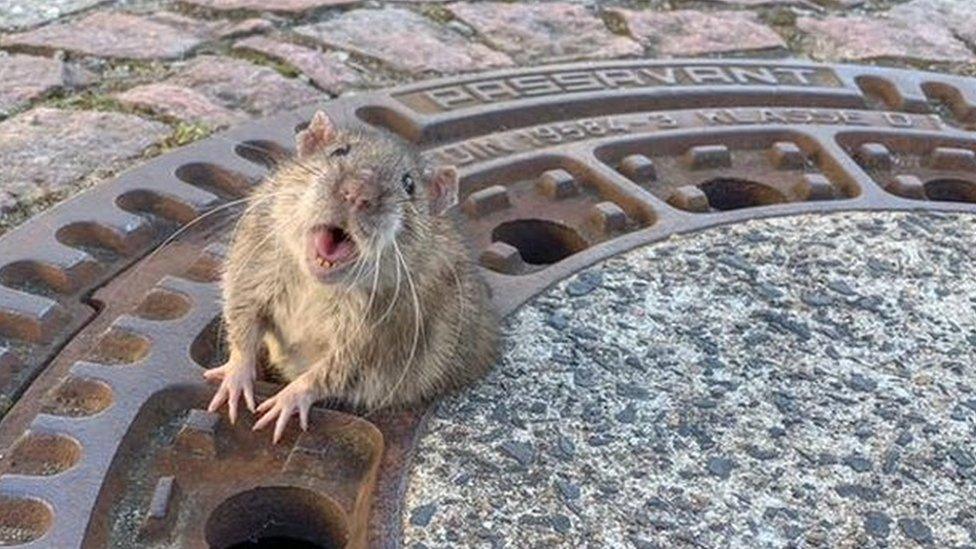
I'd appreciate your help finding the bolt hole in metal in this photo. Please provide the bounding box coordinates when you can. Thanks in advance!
[205,486,345,549]
[491,219,588,265]
[698,177,787,211]
[924,178,976,203]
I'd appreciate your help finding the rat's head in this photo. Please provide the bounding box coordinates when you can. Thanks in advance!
[270,110,459,286]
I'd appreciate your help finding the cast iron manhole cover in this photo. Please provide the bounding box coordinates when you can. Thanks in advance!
[0,59,975,547]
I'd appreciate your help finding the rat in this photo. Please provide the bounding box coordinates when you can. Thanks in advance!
[203,110,499,443]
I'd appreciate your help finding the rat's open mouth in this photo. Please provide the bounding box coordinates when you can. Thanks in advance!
[307,224,357,278]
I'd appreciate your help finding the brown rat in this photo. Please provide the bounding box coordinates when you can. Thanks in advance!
[204,110,499,442]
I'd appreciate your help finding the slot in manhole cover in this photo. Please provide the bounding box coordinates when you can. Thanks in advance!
[0,59,974,547]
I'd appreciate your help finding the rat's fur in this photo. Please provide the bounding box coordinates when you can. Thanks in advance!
[219,114,498,411]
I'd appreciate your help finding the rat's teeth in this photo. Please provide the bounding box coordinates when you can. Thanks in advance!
[323,260,332,268]
[316,257,326,267]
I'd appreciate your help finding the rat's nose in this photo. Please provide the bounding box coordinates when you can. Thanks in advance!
[339,172,376,212]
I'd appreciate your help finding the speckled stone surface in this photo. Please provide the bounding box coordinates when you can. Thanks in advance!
[404,211,976,548]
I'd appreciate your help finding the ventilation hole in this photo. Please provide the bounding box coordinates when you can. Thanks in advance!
[116,190,199,226]
[854,75,903,111]
[55,222,128,262]
[41,377,114,417]
[491,219,587,266]
[921,82,975,123]
[698,178,786,211]
[235,140,292,169]
[7,433,81,476]
[0,261,73,297]
[183,252,222,283]
[0,497,52,545]
[205,487,346,549]
[175,163,254,200]
[134,289,191,321]
[87,328,151,365]
[191,316,228,370]
[924,178,976,203]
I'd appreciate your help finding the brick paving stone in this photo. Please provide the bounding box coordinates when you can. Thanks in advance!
[796,15,976,64]
[180,0,357,13]
[114,84,242,128]
[165,56,321,117]
[217,18,274,39]
[607,9,786,57]
[233,36,365,95]
[447,2,642,63]
[0,0,105,31]
[700,0,819,6]
[0,108,169,212]
[0,54,91,116]
[0,12,206,60]
[889,0,976,48]
[295,8,513,75]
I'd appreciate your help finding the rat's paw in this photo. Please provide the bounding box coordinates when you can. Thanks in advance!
[204,361,256,425]
[253,373,318,444]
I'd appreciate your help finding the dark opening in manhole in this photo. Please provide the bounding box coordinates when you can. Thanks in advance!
[924,178,976,203]
[225,536,325,548]
[491,219,587,265]
[698,178,786,211]
[205,486,346,549]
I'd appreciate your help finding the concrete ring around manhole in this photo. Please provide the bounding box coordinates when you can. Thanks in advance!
[0,59,973,547]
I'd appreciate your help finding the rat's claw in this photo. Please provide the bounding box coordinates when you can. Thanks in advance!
[253,374,318,444]
[204,361,255,425]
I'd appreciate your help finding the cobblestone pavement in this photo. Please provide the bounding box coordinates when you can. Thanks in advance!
[1,0,975,231]
[405,211,976,548]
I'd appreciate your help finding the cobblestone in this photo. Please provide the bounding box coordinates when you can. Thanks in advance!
[0,12,208,60]
[889,0,976,49]
[295,8,513,75]
[0,53,91,116]
[447,3,642,64]
[607,9,787,57]
[0,108,169,212]
[180,0,356,13]
[797,15,976,64]
[164,56,321,116]
[114,83,241,127]
[0,0,105,31]
[233,36,365,95]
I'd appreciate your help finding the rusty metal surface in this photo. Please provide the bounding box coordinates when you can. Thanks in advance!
[0,59,974,547]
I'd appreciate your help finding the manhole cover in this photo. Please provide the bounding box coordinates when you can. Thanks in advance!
[0,59,974,547]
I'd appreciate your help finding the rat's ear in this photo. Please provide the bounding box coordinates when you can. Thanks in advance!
[296,110,336,158]
[427,165,459,216]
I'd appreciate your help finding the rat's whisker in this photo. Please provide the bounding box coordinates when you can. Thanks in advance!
[371,238,422,413]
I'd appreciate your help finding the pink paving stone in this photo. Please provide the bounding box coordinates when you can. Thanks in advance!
[0,54,91,115]
[180,0,357,13]
[0,108,169,211]
[114,84,242,128]
[796,15,975,64]
[164,56,321,117]
[889,0,976,48]
[447,2,642,63]
[295,8,513,75]
[218,18,274,39]
[700,0,820,6]
[607,9,787,57]
[0,12,206,60]
[233,36,364,95]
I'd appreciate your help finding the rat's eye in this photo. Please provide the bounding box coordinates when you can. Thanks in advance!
[401,173,415,195]
[330,144,350,157]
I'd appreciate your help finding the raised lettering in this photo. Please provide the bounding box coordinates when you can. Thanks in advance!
[730,67,777,85]
[552,72,603,92]
[511,75,561,96]
[684,67,734,85]
[466,80,520,102]
[426,87,474,110]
